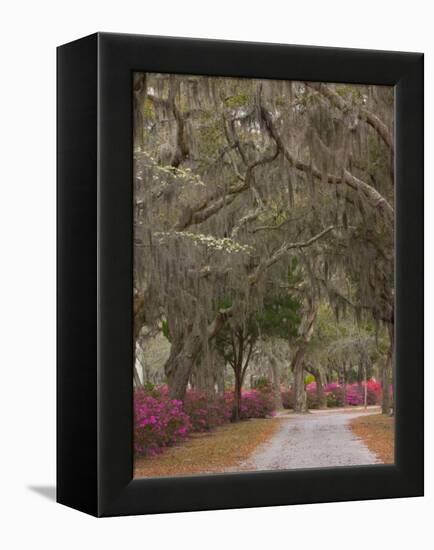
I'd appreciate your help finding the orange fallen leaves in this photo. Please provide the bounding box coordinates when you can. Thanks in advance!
[134,417,282,478]
[350,413,395,464]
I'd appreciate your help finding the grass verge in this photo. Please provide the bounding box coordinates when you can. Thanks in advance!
[350,413,395,463]
[134,417,282,478]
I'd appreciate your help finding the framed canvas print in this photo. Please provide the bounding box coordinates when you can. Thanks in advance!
[57,33,423,517]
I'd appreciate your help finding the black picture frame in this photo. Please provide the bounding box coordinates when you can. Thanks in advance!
[57,32,424,517]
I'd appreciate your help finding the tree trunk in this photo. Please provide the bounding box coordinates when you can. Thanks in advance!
[290,303,318,413]
[381,321,394,414]
[386,321,395,415]
[232,371,242,421]
[293,359,308,413]
[165,331,202,400]
[363,363,368,410]
[190,351,217,396]
[269,354,283,409]
[206,346,222,396]
[215,354,226,395]
[306,363,327,409]
[315,367,327,409]
[133,292,146,341]
[133,73,147,150]
[381,353,392,415]
[138,356,149,385]
[133,365,142,388]
[165,307,232,401]
[342,362,347,406]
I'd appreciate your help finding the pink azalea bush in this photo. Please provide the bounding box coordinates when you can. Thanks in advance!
[330,380,382,406]
[281,388,294,410]
[134,388,190,456]
[134,385,276,456]
[239,388,276,419]
[281,379,383,410]
[183,390,232,432]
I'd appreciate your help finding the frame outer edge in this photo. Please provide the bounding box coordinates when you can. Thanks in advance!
[57,33,99,517]
[89,33,424,516]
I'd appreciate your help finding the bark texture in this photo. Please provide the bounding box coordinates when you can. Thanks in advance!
[291,304,318,413]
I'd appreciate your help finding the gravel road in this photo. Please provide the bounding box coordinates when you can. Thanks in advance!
[238,409,381,472]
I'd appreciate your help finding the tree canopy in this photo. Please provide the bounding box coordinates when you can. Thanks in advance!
[133,72,394,415]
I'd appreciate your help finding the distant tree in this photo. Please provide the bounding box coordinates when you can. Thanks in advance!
[216,292,300,420]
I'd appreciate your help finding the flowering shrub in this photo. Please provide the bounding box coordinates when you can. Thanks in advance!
[281,385,326,409]
[239,388,276,419]
[134,384,276,457]
[324,382,345,407]
[281,389,294,410]
[305,382,323,409]
[345,384,363,406]
[281,379,382,410]
[336,380,382,406]
[366,380,383,405]
[134,388,190,456]
[184,390,232,432]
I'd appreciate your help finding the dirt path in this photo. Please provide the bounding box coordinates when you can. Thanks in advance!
[235,409,382,472]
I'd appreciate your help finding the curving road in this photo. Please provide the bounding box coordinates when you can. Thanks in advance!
[238,409,381,472]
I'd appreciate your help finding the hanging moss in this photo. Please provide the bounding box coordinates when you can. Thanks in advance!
[133,72,394,396]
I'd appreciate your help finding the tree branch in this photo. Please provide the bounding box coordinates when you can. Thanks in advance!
[304,82,394,154]
[248,225,335,285]
[207,307,233,340]
[174,145,278,230]
[251,214,305,234]
[258,101,394,222]
[231,205,264,238]
[242,340,255,379]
